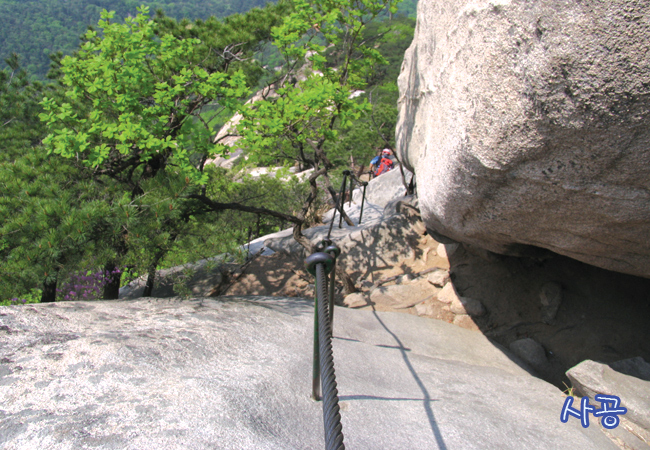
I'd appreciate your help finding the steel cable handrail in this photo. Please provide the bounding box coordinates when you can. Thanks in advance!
[316,262,345,450]
[305,249,345,450]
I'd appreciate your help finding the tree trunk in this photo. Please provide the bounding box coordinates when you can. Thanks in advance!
[142,265,156,297]
[40,272,58,303]
[102,260,122,300]
[142,247,169,297]
[337,266,356,295]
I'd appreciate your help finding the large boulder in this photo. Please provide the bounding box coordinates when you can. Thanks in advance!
[0,298,616,449]
[351,166,412,208]
[396,0,650,277]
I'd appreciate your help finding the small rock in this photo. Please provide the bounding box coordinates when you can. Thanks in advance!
[369,281,433,309]
[436,243,446,258]
[415,301,435,317]
[359,280,375,291]
[567,359,650,433]
[437,283,459,304]
[453,314,479,331]
[540,282,562,324]
[609,357,650,382]
[426,269,450,287]
[411,220,427,235]
[450,297,486,317]
[398,274,414,284]
[509,338,548,370]
[343,293,368,308]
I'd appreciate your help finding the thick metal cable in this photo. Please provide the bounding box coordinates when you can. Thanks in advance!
[315,264,345,450]
[312,292,321,401]
[328,254,336,325]
[328,258,336,327]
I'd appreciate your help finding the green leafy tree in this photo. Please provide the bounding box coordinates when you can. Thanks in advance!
[39,0,402,301]
[236,0,401,246]
[38,4,295,296]
[0,55,118,302]
[324,15,414,175]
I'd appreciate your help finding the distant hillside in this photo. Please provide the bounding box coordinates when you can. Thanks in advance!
[0,0,274,78]
[0,0,418,79]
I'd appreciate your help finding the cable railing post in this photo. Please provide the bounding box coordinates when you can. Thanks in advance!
[305,250,345,450]
[338,171,350,229]
[348,176,353,208]
[358,181,367,225]
[328,173,348,240]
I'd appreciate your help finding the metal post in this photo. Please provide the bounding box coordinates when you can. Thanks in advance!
[338,175,347,229]
[328,174,348,240]
[348,176,353,208]
[305,251,334,401]
[358,183,367,225]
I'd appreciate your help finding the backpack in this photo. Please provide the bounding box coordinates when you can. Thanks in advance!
[374,157,393,176]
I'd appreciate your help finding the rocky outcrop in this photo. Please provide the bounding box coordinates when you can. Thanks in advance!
[567,359,650,448]
[0,298,617,449]
[396,0,650,277]
[351,166,412,208]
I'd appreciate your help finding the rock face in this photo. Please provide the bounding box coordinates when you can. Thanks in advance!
[0,298,616,449]
[351,166,412,208]
[264,197,425,278]
[396,0,650,278]
[567,359,650,447]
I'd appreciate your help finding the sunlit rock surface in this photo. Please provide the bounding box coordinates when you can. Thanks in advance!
[0,298,616,449]
[396,0,650,277]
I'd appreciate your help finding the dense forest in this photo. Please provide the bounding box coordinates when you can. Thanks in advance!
[0,0,415,305]
[0,0,273,77]
[0,0,417,78]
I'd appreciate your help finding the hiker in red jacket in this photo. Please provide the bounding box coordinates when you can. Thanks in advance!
[373,148,394,177]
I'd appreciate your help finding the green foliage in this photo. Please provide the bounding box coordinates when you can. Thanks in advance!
[41,5,285,185]
[325,15,414,170]
[239,0,402,173]
[3,1,414,302]
[0,0,276,79]
[35,4,295,298]
[41,7,242,184]
[0,288,42,306]
[0,53,45,156]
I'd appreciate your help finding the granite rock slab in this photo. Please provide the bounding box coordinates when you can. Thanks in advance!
[0,298,617,449]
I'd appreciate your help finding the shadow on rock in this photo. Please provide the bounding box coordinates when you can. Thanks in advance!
[444,242,650,389]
